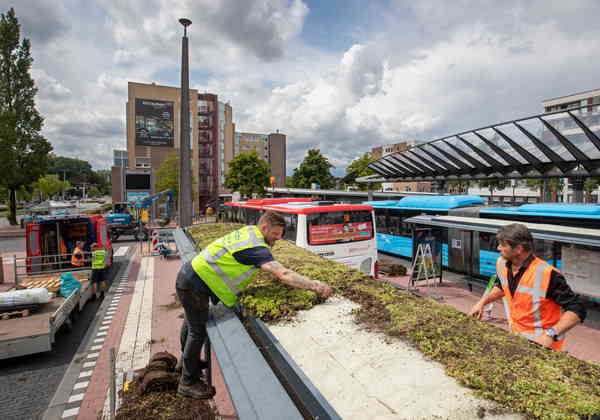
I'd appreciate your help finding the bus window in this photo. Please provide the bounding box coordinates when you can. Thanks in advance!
[282,213,298,242]
[307,211,373,245]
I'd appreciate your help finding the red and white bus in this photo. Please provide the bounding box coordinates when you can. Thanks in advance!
[221,198,377,275]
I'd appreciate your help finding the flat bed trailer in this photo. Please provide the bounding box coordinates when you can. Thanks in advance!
[0,271,94,360]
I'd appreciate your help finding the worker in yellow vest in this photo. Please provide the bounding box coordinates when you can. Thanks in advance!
[91,243,108,296]
[71,241,86,267]
[175,211,333,399]
[469,223,586,351]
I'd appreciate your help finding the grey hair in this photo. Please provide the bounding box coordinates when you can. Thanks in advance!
[496,223,533,252]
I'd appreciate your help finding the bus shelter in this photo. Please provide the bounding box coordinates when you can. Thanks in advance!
[404,214,600,303]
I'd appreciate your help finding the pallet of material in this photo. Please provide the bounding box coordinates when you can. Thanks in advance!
[1,309,31,320]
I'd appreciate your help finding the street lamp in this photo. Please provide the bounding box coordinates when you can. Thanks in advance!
[178,17,192,227]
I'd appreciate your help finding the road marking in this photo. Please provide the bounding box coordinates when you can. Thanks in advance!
[93,338,105,344]
[73,381,89,390]
[62,407,79,418]
[78,370,93,378]
[90,345,102,351]
[68,393,85,403]
[97,331,107,337]
[86,352,100,359]
[99,326,109,331]
[83,361,97,369]
[114,247,130,257]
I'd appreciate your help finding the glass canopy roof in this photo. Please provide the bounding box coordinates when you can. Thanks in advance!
[365,106,600,182]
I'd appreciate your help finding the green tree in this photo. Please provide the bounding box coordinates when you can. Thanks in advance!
[0,8,52,224]
[448,180,472,194]
[289,149,335,189]
[479,179,509,203]
[32,174,70,201]
[343,152,381,191]
[526,178,564,202]
[47,155,94,184]
[224,151,270,197]
[154,150,197,204]
[584,177,599,202]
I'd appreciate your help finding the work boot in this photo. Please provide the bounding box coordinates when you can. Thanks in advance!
[177,380,215,400]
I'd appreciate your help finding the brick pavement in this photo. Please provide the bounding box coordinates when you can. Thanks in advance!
[70,251,237,420]
[383,273,600,363]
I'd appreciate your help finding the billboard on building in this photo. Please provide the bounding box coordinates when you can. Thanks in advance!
[135,99,174,147]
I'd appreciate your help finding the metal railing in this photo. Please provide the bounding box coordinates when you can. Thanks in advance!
[11,252,93,286]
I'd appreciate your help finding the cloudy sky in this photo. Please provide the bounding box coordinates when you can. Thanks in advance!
[5,0,600,176]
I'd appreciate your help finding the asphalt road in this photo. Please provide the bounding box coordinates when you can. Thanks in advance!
[0,242,133,420]
[0,237,25,253]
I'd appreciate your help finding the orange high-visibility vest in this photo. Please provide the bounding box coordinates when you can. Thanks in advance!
[496,256,564,351]
[71,247,85,267]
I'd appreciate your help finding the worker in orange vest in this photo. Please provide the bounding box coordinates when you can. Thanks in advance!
[71,241,86,267]
[469,223,586,350]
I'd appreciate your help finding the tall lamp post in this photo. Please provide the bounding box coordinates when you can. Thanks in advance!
[178,18,193,227]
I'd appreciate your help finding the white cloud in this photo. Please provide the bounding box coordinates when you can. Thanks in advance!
[4,0,600,178]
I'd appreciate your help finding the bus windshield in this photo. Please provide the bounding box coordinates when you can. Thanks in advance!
[307,211,374,245]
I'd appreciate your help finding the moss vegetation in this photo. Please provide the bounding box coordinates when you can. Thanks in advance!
[188,223,600,420]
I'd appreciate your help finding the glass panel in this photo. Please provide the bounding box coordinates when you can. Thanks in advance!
[403,151,435,171]
[460,132,508,166]
[544,111,600,159]
[494,124,544,163]
[436,140,474,168]
[519,118,574,161]
[420,144,461,170]
[447,136,488,167]
[389,155,424,173]
[477,128,527,164]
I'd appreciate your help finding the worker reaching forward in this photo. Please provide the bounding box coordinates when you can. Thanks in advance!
[175,211,333,399]
[469,223,586,351]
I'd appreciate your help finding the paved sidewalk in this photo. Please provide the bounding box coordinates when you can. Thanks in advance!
[64,250,237,420]
[383,271,600,363]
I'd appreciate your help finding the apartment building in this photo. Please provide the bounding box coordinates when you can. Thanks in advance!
[122,82,234,211]
[233,131,287,188]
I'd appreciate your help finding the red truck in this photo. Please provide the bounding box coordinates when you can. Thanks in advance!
[26,214,113,274]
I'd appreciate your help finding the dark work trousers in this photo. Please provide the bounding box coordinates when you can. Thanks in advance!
[176,286,210,386]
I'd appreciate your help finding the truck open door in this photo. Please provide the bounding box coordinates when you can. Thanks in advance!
[26,223,41,274]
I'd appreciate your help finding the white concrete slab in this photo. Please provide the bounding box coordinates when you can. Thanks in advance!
[269,297,523,420]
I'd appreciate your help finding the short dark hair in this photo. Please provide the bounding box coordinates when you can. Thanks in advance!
[258,211,286,229]
[496,223,533,252]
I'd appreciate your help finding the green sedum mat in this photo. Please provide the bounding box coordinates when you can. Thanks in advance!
[188,223,600,420]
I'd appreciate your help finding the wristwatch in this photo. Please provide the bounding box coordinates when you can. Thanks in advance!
[545,328,558,341]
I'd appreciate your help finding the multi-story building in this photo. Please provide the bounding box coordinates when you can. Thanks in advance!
[543,88,600,113]
[113,149,128,168]
[232,131,287,188]
[122,82,235,211]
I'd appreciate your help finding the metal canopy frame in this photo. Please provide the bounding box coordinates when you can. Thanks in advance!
[364,104,600,183]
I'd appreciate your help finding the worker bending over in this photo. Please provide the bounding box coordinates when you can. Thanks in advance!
[175,211,333,399]
[470,223,586,350]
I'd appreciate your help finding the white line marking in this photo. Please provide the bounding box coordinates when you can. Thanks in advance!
[73,381,89,390]
[97,331,107,337]
[90,345,102,351]
[78,370,92,378]
[62,407,79,418]
[99,326,109,331]
[94,338,105,344]
[68,393,85,403]
[86,352,100,359]
[114,246,129,257]
[83,361,97,369]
